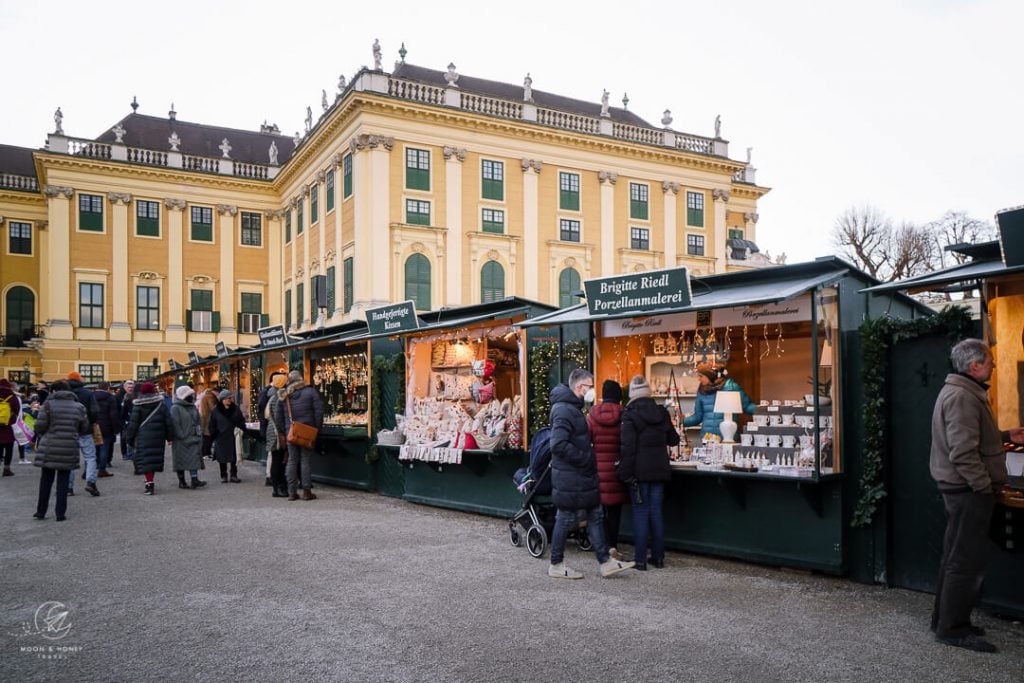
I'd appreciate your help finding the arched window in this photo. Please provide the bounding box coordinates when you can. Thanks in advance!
[5,286,35,346]
[404,253,431,310]
[480,261,505,303]
[558,268,581,308]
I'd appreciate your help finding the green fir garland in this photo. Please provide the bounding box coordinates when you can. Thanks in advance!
[528,339,590,435]
[852,305,973,527]
[368,352,405,462]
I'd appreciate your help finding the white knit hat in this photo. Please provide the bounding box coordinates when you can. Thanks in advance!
[175,385,195,400]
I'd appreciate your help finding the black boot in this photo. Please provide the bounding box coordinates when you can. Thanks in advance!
[219,463,228,483]
[177,471,189,489]
[191,477,207,489]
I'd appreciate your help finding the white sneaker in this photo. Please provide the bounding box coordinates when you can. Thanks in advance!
[548,562,583,579]
[600,558,636,577]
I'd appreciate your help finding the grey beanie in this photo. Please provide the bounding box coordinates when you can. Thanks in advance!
[628,375,652,400]
[217,389,232,401]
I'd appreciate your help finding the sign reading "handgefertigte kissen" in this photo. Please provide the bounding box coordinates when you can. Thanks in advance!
[583,267,692,317]
[365,300,419,336]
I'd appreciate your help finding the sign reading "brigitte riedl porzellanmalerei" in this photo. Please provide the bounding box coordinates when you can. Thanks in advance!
[584,267,692,317]
[365,301,419,336]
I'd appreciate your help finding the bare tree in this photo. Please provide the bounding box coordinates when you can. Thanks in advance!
[925,210,996,268]
[831,206,935,282]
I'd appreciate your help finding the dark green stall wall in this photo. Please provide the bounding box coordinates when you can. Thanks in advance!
[311,434,375,490]
[398,449,528,518]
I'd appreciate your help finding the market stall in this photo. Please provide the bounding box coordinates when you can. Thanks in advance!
[522,258,927,573]
[366,298,556,516]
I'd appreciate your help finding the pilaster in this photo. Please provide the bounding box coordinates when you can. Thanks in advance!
[350,134,394,313]
[712,189,730,274]
[265,210,283,328]
[164,198,187,343]
[108,192,132,340]
[662,181,679,268]
[42,185,73,338]
[301,186,310,325]
[599,171,617,277]
[217,204,238,341]
[521,158,542,300]
[332,154,343,321]
[444,146,465,305]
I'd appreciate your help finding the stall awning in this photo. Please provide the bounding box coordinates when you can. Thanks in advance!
[861,257,1024,295]
[519,262,850,327]
[339,307,534,343]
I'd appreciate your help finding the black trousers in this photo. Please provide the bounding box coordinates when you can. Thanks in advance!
[269,448,286,490]
[37,468,70,518]
[218,462,238,479]
[0,442,13,467]
[931,490,995,638]
[603,504,623,549]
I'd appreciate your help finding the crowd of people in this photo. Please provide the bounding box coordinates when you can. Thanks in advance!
[0,369,324,521]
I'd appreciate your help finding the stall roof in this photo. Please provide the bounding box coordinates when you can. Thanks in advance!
[339,297,556,343]
[519,258,856,327]
[862,246,1024,295]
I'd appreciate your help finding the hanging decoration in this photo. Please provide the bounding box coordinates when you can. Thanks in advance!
[775,323,785,358]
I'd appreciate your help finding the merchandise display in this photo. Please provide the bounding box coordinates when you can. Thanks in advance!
[311,347,369,427]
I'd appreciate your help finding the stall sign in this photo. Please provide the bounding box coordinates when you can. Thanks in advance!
[215,342,229,359]
[584,267,691,317]
[997,206,1024,267]
[257,324,288,348]
[602,311,697,338]
[168,358,180,371]
[712,295,812,327]
[188,352,200,365]
[366,301,419,335]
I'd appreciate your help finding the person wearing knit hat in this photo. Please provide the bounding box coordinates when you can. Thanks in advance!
[264,373,290,498]
[683,365,757,440]
[587,379,629,560]
[170,383,206,489]
[126,379,173,495]
[256,371,288,491]
[139,382,158,395]
[209,389,246,483]
[273,369,324,501]
[66,371,82,382]
[619,374,681,570]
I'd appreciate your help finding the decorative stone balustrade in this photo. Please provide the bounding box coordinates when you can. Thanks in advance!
[460,92,523,119]
[613,121,664,146]
[387,77,445,105]
[183,155,220,173]
[0,173,39,192]
[127,147,168,166]
[536,107,601,134]
[68,139,112,159]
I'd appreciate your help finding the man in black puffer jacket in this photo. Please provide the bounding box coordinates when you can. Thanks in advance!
[33,381,89,521]
[273,371,323,501]
[93,382,120,478]
[66,372,100,496]
[547,368,634,580]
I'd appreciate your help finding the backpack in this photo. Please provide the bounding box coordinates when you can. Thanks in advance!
[0,396,12,425]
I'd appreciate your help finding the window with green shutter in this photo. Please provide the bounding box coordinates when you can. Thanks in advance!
[136,200,160,237]
[284,209,292,242]
[558,268,581,308]
[559,172,580,211]
[191,206,213,242]
[405,148,430,190]
[326,266,336,314]
[186,289,216,332]
[310,183,319,224]
[404,254,431,310]
[326,171,335,212]
[297,202,304,235]
[343,258,353,313]
[481,159,504,200]
[343,154,352,198]
[285,289,292,329]
[481,261,505,303]
[629,183,649,220]
[240,212,262,246]
[687,191,704,226]
[406,199,430,226]
[136,286,160,330]
[481,208,504,234]
[728,227,744,240]
[296,283,304,325]
[239,293,263,334]
[78,194,104,231]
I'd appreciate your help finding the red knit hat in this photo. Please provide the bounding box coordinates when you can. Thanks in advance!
[67,371,82,381]
[138,382,157,395]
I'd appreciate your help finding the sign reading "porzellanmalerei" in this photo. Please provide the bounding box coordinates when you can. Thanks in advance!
[365,301,419,336]
[584,267,692,317]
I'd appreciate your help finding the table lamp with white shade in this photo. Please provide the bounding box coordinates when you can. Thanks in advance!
[713,390,743,443]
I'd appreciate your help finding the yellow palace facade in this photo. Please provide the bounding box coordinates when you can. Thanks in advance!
[0,55,768,383]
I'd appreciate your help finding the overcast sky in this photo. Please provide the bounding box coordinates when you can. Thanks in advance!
[3,0,1020,264]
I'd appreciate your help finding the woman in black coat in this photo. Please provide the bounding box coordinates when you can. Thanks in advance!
[209,390,245,483]
[619,375,680,571]
[126,382,173,495]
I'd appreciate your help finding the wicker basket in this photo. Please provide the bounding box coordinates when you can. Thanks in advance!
[472,432,507,451]
[376,429,405,446]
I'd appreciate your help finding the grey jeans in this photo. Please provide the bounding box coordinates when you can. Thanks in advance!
[931,490,995,638]
[285,443,313,493]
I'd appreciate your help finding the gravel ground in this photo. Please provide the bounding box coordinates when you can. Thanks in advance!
[1,452,1022,682]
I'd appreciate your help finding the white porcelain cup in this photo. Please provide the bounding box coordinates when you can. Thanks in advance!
[782,435,796,448]
[754,434,768,448]
[799,435,813,448]
[772,400,782,406]
[782,413,795,426]
[759,400,769,406]
[740,433,753,446]
[768,435,782,448]
[754,414,768,427]
[769,414,783,426]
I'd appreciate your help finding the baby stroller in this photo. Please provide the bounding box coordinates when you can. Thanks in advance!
[508,427,592,558]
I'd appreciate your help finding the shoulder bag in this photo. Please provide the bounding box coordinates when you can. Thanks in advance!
[286,397,318,449]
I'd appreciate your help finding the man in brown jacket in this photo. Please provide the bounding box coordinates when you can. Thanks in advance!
[929,338,1024,653]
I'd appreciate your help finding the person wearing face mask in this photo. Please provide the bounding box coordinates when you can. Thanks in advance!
[546,368,635,580]
[170,385,206,489]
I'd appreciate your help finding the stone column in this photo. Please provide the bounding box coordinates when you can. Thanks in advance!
[332,154,343,321]
[521,159,542,300]
[301,186,310,325]
[599,171,617,276]
[42,185,74,339]
[316,170,326,307]
[662,182,679,268]
[108,192,132,341]
[712,189,730,274]
[289,197,298,330]
[217,204,238,340]
[444,146,465,305]
[351,134,393,312]
[264,211,282,326]
[164,198,187,343]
